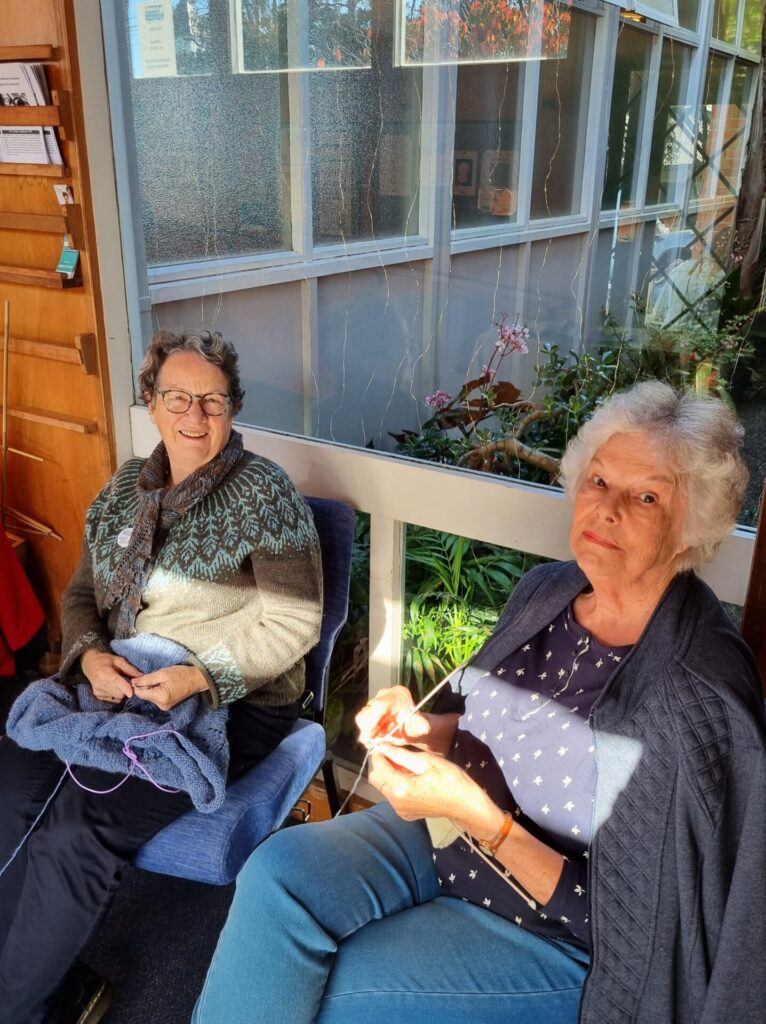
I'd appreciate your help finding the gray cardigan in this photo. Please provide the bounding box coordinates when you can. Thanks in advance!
[458,560,766,1024]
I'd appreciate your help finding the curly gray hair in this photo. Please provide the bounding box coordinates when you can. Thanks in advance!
[138,328,245,414]
[559,380,748,572]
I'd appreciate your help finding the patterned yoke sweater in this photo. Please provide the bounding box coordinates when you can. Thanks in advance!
[59,451,323,709]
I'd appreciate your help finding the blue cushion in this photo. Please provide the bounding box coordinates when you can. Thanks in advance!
[134,719,326,885]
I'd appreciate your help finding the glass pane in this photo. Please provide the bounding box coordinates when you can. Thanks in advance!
[641,206,734,330]
[741,0,763,53]
[692,53,728,202]
[311,0,422,245]
[453,62,524,229]
[718,63,754,198]
[693,56,752,202]
[530,9,595,219]
[711,0,738,42]
[399,0,573,67]
[602,26,652,212]
[676,0,701,32]
[231,1,373,73]
[402,525,544,701]
[645,39,694,207]
[125,0,292,264]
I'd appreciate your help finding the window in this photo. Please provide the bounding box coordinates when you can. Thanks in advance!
[645,39,694,206]
[530,8,595,219]
[310,6,422,245]
[602,26,653,212]
[453,62,524,229]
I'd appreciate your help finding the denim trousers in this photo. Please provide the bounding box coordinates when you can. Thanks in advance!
[193,802,589,1024]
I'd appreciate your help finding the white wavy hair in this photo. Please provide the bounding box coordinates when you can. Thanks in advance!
[559,380,748,572]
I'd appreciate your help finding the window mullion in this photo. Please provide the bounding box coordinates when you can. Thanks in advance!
[287,66,313,259]
[368,514,406,697]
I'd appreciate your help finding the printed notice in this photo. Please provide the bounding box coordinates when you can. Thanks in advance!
[136,0,178,78]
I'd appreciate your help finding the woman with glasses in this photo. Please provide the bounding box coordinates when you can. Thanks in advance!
[0,329,323,1024]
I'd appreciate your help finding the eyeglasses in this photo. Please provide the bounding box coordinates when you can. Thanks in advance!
[156,389,232,416]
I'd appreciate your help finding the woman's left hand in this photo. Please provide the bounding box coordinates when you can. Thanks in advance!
[369,742,503,840]
[131,664,209,710]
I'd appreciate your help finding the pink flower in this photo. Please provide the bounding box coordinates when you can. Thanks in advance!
[479,364,494,383]
[495,320,529,355]
[425,389,452,410]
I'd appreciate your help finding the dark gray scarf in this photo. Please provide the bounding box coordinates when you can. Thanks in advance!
[103,430,243,637]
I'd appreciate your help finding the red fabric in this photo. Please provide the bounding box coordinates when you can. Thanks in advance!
[0,527,45,676]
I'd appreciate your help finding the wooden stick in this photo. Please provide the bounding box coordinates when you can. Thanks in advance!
[4,506,62,541]
[8,446,43,463]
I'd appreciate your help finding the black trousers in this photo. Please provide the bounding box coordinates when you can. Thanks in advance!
[0,699,298,1024]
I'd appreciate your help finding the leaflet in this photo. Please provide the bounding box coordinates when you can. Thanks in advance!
[0,126,49,164]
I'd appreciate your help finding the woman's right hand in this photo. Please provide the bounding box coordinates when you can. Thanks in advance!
[80,648,141,703]
[355,686,431,749]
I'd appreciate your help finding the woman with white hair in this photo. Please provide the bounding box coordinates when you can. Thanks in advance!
[195,381,766,1024]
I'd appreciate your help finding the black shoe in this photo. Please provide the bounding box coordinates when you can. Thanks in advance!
[55,961,113,1024]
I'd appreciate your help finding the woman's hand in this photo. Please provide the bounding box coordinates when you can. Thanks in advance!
[356,686,428,748]
[369,742,504,842]
[356,687,459,756]
[131,664,209,711]
[80,648,141,703]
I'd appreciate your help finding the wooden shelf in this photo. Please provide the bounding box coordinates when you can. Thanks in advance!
[0,332,96,374]
[3,404,97,434]
[0,162,68,177]
[0,263,79,289]
[0,206,83,247]
[0,104,60,128]
[0,45,56,62]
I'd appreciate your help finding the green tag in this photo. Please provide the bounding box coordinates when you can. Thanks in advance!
[56,240,79,278]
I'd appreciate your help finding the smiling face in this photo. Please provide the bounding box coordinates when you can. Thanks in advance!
[147,350,233,485]
[569,431,687,593]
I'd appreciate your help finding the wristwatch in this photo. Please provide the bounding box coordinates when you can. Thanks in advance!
[477,811,513,858]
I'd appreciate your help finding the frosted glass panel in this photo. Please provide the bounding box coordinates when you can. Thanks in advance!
[311,0,422,245]
[315,264,426,449]
[125,1,292,265]
[230,0,373,73]
[398,0,572,67]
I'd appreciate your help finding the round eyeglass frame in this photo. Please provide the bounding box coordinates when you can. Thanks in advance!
[156,388,232,416]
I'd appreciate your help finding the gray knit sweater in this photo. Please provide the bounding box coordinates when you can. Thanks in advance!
[60,451,323,709]
[458,560,766,1024]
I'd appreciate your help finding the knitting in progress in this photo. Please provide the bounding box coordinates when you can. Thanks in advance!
[6,634,229,813]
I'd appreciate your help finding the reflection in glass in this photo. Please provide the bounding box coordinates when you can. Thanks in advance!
[693,56,752,202]
[676,0,700,32]
[231,0,373,73]
[602,26,652,212]
[453,62,524,228]
[711,0,738,42]
[126,0,293,264]
[399,0,572,66]
[530,9,594,219]
[310,1,422,245]
[645,39,693,207]
[643,208,734,328]
[740,0,763,53]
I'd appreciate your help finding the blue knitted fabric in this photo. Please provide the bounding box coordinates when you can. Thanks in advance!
[6,635,229,812]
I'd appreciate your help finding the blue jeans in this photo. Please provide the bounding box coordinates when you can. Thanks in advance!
[193,803,588,1024]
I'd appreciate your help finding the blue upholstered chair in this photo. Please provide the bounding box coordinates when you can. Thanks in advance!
[133,496,356,885]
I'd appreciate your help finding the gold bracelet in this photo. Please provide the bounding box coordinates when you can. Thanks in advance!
[476,811,513,858]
